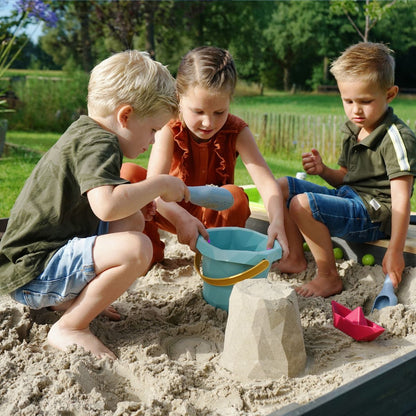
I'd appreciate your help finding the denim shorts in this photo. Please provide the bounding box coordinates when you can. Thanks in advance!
[10,222,109,310]
[286,177,388,243]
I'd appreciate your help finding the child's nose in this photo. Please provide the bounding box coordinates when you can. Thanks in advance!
[353,103,362,113]
[201,115,212,127]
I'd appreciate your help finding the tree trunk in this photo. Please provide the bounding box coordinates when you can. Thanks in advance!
[145,8,156,60]
[283,67,290,92]
[77,2,93,71]
[323,56,329,83]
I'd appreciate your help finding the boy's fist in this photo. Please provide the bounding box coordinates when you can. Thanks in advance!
[160,175,189,203]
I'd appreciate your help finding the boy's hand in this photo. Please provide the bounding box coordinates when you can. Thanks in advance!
[160,176,190,203]
[302,148,324,175]
[382,248,404,288]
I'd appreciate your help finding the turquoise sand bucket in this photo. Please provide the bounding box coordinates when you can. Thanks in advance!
[194,227,282,311]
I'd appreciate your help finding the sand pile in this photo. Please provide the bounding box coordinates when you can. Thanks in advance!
[1,231,416,415]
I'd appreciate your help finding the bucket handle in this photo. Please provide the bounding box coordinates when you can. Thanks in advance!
[194,252,270,287]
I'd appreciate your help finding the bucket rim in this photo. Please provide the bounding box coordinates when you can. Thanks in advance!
[196,227,282,265]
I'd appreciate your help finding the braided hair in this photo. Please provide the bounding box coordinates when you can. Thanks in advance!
[176,46,237,97]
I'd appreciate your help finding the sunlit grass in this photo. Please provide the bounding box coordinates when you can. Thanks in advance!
[0,145,42,217]
[2,88,416,217]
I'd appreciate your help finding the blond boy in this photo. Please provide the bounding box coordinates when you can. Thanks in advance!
[277,42,416,297]
[0,51,189,358]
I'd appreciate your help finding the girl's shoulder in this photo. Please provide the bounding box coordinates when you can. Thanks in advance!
[221,114,248,133]
[167,118,184,134]
[226,113,248,129]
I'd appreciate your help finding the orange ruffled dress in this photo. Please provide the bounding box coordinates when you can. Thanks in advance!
[121,114,251,264]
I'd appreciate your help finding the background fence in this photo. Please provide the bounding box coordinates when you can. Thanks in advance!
[235,112,416,164]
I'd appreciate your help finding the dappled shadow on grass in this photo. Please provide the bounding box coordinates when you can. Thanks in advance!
[2,143,44,159]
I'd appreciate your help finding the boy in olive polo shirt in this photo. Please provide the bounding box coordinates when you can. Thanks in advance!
[276,42,416,298]
[0,51,191,359]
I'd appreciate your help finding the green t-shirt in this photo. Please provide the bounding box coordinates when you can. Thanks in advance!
[338,107,416,235]
[0,116,128,294]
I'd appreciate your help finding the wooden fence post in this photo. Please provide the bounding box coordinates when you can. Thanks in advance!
[236,111,415,163]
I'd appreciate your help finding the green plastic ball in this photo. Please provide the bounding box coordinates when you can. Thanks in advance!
[333,247,344,259]
[362,254,375,266]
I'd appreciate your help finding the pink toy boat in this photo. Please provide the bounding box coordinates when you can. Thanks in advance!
[331,301,385,342]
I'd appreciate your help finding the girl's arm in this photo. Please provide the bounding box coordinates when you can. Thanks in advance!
[147,124,209,250]
[147,124,175,177]
[383,175,414,287]
[236,127,289,257]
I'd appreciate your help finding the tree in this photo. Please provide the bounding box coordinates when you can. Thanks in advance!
[40,1,95,71]
[228,1,275,93]
[14,0,416,90]
[330,0,399,42]
[1,0,57,77]
[264,1,327,91]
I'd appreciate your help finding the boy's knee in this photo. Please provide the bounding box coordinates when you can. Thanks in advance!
[289,194,311,217]
[123,232,153,271]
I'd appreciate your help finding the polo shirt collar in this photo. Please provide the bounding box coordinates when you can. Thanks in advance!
[343,107,394,149]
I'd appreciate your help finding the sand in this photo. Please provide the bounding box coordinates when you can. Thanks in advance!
[1,230,416,415]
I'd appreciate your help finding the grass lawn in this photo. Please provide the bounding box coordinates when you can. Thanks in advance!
[1,91,416,216]
[231,90,416,123]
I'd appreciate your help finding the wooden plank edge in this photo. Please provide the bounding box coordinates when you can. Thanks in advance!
[248,207,416,255]
[269,349,416,416]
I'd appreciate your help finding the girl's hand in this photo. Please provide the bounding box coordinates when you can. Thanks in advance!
[267,221,289,261]
[175,214,209,252]
[141,201,156,221]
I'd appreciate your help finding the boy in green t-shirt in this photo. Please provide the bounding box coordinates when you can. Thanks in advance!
[276,42,416,298]
[0,51,197,359]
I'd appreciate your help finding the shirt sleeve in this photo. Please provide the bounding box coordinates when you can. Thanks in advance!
[383,123,416,180]
[75,134,128,195]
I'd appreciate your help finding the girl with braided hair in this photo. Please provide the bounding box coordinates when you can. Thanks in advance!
[121,46,289,264]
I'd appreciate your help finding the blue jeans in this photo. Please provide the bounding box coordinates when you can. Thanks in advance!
[10,222,109,309]
[286,177,388,242]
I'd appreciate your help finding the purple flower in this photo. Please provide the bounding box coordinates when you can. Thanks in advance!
[15,0,58,28]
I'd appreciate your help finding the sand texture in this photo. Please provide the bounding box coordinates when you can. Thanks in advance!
[1,231,416,415]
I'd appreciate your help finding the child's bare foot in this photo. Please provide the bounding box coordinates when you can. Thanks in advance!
[50,302,121,321]
[272,257,307,274]
[295,275,343,297]
[99,305,121,321]
[48,320,117,359]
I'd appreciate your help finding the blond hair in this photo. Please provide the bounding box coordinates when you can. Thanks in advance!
[87,50,178,118]
[330,42,395,90]
[176,46,237,97]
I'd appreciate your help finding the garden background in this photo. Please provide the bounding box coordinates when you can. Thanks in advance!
[1,0,416,216]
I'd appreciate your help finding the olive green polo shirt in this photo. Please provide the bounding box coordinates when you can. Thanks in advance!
[0,116,128,294]
[338,107,416,235]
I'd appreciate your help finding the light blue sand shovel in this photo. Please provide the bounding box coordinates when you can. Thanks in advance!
[188,186,234,211]
[371,274,398,312]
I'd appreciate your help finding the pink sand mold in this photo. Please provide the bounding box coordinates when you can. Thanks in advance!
[331,301,385,342]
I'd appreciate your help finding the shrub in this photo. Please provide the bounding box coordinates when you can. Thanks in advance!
[4,71,88,132]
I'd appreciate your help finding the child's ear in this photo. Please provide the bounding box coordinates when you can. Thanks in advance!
[387,85,399,103]
[117,105,134,128]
